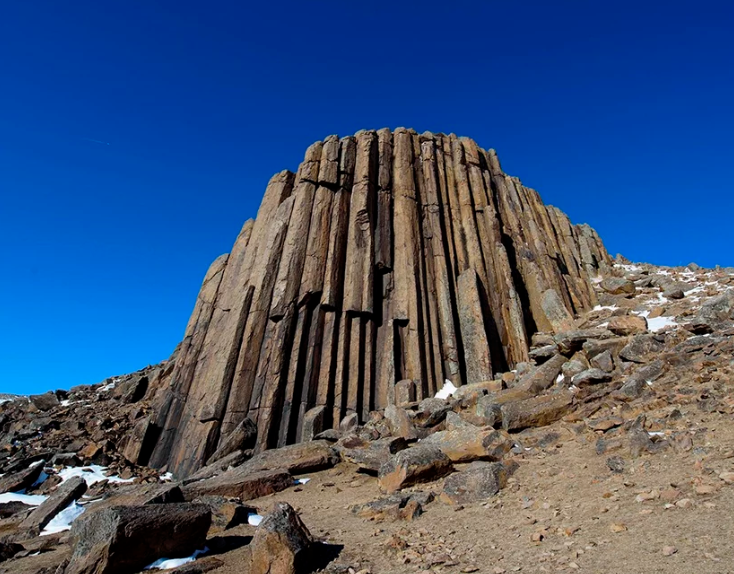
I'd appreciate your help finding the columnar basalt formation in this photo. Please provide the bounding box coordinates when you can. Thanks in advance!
[149,128,612,477]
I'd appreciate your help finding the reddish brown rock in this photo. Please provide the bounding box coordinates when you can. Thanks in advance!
[249,502,313,574]
[608,315,648,336]
[378,444,454,493]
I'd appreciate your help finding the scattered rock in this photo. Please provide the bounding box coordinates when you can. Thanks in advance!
[378,444,454,493]
[249,502,313,574]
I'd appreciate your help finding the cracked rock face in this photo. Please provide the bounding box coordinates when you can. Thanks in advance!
[147,128,611,477]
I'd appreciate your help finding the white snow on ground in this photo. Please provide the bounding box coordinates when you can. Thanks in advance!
[58,465,134,486]
[41,501,85,535]
[593,305,618,311]
[647,316,678,331]
[435,380,457,399]
[60,399,74,407]
[247,513,263,526]
[295,478,310,485]
[0,492,47,506]
[159,472,174,482]
[145,548,208,570]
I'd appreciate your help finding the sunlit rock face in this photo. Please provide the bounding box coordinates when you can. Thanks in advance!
[147,128,611,477]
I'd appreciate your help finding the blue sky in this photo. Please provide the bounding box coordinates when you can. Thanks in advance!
[2,1,733,394]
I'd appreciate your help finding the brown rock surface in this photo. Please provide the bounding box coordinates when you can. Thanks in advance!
[144,129,611,477]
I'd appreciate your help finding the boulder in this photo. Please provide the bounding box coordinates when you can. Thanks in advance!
[182,468,293,502]
[501,392,574,431]
[607,315,648,336]
[394,380,416,406]
[540,289,577,334]
[571,369,612,386]
[29,392,59,411]
[619,335,665,363]
[249,502,313,574]
[206,418,257,465]
[384,405,417,439]
[352,491,434,522]
[441,461,517,504]
[237,440,338,476]
[0,540,24,562]
[20,476,87,534]
[337,436,408,473]
[590,350,614,373]
[65,503,211,574]
[301,406,326,441]
[422,414,513,463]
[0,463,45,495]
[378,444,454,493]
[600,278,636,296]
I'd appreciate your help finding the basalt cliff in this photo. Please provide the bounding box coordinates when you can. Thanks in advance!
[146,128,611,477]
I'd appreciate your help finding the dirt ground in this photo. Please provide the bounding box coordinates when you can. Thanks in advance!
[211,401,734,574]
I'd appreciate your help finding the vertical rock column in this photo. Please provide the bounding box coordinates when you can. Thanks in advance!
[150,128,612,476]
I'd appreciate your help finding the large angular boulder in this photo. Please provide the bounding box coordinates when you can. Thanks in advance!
[20,476,87,534]
[378,444,454,494]
[441,461,517,504]
[0,462,45,495]
[182,468,293,501]
[600,277,636,296]
[29,392,59,411]
[541,289,576,334]
[237,441,338,476]
[607,315,648,336]
[249,502,313,574]
[337,436,408,473]
[65,504,210,574]
[619,335,665,363]
[206,418,257,465]
[422,413,513,463]
[501,391,574,431]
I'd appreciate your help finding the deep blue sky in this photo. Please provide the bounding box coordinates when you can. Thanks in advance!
[2,1,732,394]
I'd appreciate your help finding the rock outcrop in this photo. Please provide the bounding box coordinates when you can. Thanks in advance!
[147,128,611,477]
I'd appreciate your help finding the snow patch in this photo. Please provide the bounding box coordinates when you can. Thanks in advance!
[435,380,457,400]
[145,548,208,570]
[295,477,310,485]
[159,472,174,482]
[647,316,678,332]
[58,465,134,487]
[592,305,618,312]
[247,513,263,526]
[41,501,85,535]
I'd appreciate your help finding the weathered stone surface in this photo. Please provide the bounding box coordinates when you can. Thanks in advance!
[20,476,87,534]
[29,392,59,411]
[249,502,313,574]
[571,368,612,386]
[143,129,611,476]
[337,436,408,473]
[423,418,513,463]
[619,335,665,363]
[541,289,576,334]
[384,405,417,439]
[501,392,574,431]
[608,315,648,336]
[65,504,211,574]
[441,461,516,504]
[600,277,636,295]
[0,463,44,495]
[378,444,454,493]
[237,440,339,476]
[352,491,433,522]
[182,468,293,501]
[206,418,257,465]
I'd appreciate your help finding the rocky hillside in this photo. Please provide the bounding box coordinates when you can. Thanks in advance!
[147,128,612,478]
[1,260,733,573]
